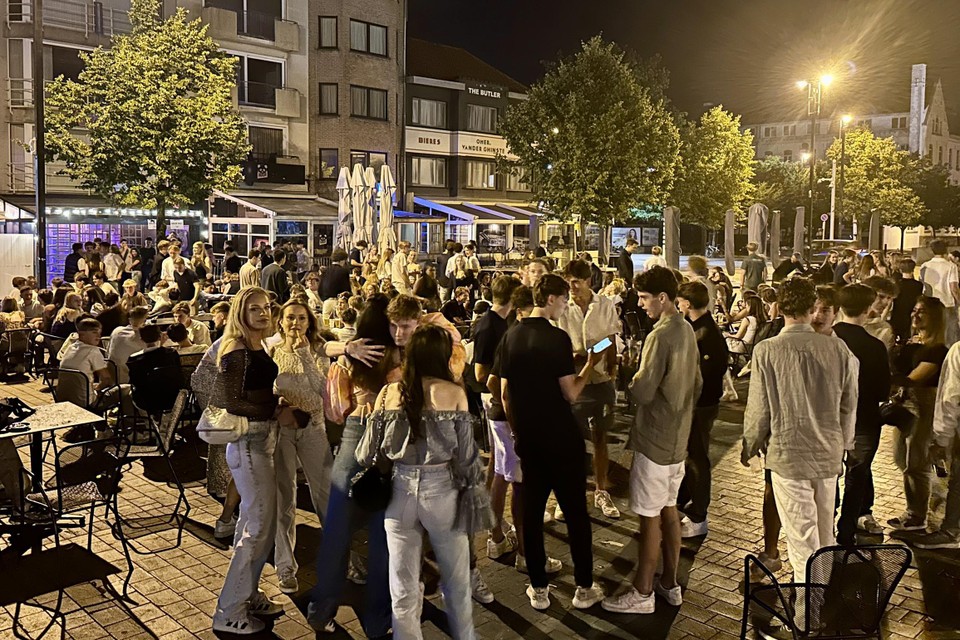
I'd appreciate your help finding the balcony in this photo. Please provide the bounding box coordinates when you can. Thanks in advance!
[242,156,306,186]
[8,161,89,193]
[201,5,299,52]
[8,0,132,38]
[235,81,300,118]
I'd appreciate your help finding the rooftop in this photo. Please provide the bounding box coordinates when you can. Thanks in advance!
[407,38,527,94]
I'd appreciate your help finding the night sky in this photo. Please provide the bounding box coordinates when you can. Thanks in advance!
[409,0,960,125]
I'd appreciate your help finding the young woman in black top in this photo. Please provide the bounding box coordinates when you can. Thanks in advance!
[212,287,286,635]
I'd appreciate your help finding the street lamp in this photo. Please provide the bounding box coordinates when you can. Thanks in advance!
[838,114,852,241]
[798,74,833,256]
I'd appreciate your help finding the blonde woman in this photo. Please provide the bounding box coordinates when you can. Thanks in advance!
[192,241,212,281]
[363,245,380,283]
[51,292,83,338]
[270,298,335,594]
[377,247,395,282]
[212,287,285,635]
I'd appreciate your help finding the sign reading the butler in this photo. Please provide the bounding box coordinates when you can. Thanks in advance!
[466,82,504,100]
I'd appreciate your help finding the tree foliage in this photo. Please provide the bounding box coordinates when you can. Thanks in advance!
[44,0,249,237]
[826,128,925,229]
[904,156,960,232]
[499,37,680,226]
[751,157,806,215]
[669,106,756,228]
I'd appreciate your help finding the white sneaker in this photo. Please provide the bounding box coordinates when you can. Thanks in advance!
[213,614,265,635]
[213,515,237,539]
[857,514,883,535]
[516,554,562,575]
[654,581,682,606]
[601,587,655,614]
[594,490,621,519]
[502,521,518,546]
[471,568,495,604]
[526,584,550,610]
[553,504,565,521]
[278,568,299,594]
[680,515,709,538]
[486,533,516,559]
[248,591,284,617]
[572,582,605,609]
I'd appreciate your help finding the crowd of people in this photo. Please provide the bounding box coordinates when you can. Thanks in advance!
[3,231,960,638]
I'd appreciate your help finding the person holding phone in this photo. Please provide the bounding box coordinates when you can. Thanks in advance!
[557,260,622,520]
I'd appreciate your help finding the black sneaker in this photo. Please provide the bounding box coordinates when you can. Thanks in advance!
[914,530,960,550]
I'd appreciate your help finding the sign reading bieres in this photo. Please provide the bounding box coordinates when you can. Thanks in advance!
[406,127,453,155]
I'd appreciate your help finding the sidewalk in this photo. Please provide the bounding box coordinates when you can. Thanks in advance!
[1,377,957,639]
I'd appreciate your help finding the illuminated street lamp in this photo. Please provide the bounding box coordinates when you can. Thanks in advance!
[838,114,852,240]
[798,74,833,256]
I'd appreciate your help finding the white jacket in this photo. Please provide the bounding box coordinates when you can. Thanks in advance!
[934,341,960,447]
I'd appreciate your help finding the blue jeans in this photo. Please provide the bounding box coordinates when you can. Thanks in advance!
[309,417,391,637]
[386,464,473,640]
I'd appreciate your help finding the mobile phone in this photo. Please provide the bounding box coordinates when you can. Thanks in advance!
[591,337,613,353]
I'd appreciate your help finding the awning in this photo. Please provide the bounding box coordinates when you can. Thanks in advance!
[413,197,542,224]
[214,191,338,219]
[393,210,446,223]
[0,194,204,221]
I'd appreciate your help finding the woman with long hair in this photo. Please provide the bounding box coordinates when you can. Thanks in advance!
[51,291,83,338]
[727,295,767,354]
[79,251,102,278]
[845,253,876,283]
[359,324,490,639]
[888,295,948,532]
[377,247,395,282]
[871,250,890,278]
[813,250,839,285]
[308,293,400,636]
[192,240,212,280]
[270,297,335,595]
[363,245,380,283]
[82,286,106,315]
[212,287,286,635]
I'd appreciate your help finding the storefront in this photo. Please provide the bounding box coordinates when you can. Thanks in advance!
[412,197,540,260]
[209,191,339,259]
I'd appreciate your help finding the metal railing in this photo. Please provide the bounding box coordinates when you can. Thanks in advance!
[7,162,87,193]
[237,80,280,109]
[8,0,132,37]
[203,2,294,42]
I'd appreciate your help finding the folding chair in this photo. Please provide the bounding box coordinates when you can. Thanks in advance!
[0,328,32,381]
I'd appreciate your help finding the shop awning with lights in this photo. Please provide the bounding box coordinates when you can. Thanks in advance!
[0,194,205,223]
[211,191,339,220]
[413,197,544,225]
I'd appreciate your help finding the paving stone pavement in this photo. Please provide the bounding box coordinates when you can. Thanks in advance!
[2,377,959,639]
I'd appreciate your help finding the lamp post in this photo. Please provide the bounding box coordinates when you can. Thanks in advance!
[838,114,851,241]
[797,75,832,257]
[33,0,47,286]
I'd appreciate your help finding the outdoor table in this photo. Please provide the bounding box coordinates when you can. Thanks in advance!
[0,402,106,491]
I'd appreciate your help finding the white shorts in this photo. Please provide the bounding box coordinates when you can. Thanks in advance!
[488,419,522,483]
[629,451,685,517]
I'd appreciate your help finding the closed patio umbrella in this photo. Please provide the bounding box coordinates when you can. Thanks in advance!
[378,165,398,254]
[364,166,377,244]
[724,209,736,275]
[335,167,352,250]
[351,164,370,246]
[747,203,768,249]
[793,206,805,255]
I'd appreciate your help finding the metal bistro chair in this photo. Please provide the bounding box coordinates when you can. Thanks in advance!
[31,331,65,389]
[0,327,32,381]
[741,544,912,640]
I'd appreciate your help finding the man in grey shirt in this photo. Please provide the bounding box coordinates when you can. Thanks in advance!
[742,277,858,590]
[741,242,767,292]
[603,266,700,616]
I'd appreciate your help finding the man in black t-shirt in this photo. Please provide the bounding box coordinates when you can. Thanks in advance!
[348,240,366,270]
[473,276,522,560]
[891,258,923,344]
[500,274,604,611]
[172,257,200,311]
[319,248,352,300]
[832,284,891,544]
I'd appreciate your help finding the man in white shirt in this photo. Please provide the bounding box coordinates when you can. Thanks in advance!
[18,287,43,324]
[644,246,667,272]
[920,239,960,346]
[165,322,208,355]
[392,241,413,294]
[557,259,622,519]
[8,276,26,306]
[239,249,261,290]
[173,302,211,346]
[107,306,149,384]
[161,242,185,287]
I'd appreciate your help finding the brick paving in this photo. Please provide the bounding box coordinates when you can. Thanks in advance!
[2,376,959,639]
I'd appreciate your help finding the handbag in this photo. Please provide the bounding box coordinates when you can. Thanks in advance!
[196,350,250,445]
[349,395,393,512]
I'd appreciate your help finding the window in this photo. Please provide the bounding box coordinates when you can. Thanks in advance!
[351,85,388,120]
[939,146,944,164]
[319,16,337,48]
[763,126,775,138]
[235,55,283,107]
[892,116,907,129]
[467,104,498,133]
[783,125,796,136]
[319,83,338,114]
[319,148,337,179]
[806,123,813,135]
[208,0,280,40]
[412,98,447,128]
[411,157,447,187]
[950,148,954,168]
[350,20,387,56]
[350,151,387,173]
[249,126,284,161]
[856,119,873,130]
[782,150,793,162]
[50,45,84,82]
[764,150,773,157]
[506,169,530,192]
[465,160,496,189]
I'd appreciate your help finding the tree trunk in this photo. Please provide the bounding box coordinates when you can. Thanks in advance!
[156,201,167,241]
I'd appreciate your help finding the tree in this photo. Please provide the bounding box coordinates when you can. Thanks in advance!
[669,106,756,228]
[905,156,960,233]
[44,0,249,238]
[751,157,807,216]
[499,37,680,227]
[826,128,925,233]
